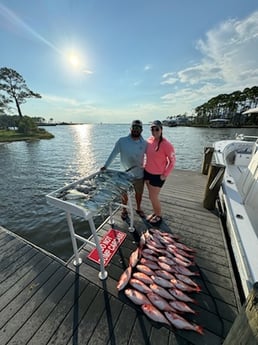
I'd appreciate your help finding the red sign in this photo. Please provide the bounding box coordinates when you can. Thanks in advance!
[87,229,127,267]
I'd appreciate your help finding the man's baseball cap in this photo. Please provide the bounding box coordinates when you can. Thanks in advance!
[131,120,143,128]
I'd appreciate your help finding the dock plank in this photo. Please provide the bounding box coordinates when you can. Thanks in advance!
[46,282,98,345]
[23,275,88,345]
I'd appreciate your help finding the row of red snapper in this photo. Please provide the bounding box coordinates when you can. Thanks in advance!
[117,228,204,335]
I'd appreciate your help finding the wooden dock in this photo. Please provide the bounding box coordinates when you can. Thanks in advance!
[0,169,242,344]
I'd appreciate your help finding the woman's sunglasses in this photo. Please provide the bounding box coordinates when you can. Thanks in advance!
[151,127,160,132]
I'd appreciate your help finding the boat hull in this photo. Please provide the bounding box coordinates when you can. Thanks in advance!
[213,139,258,299]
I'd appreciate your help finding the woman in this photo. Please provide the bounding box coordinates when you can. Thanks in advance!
[144,120,176,226]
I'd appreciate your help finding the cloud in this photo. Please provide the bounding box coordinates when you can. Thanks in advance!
[41,94,79,105]
[82,69,93,75]
[177,64,222,85]
[133,80,142,86]
[161,11,258,111]
[41,93,97,110]
[144,64,152,71]
[161,73,178,85]
[195,11,258,85]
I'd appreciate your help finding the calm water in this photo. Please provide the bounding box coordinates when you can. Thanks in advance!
[1,124,257,260]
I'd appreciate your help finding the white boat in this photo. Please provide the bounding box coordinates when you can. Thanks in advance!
[213,134,258,299]
[209,118,229,128]
[242,106,258,115]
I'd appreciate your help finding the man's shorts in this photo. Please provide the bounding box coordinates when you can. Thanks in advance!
[144,170,165,188]
[133,178,145,194]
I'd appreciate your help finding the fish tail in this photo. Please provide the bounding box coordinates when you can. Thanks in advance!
[195,325,204,335]
[196,285,201,292]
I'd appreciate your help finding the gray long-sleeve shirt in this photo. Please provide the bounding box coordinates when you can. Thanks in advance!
[104,134,147,179]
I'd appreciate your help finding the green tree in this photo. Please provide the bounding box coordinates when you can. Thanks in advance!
[17,116,38,135]
[0,67,41,117]
[0,94,10,115]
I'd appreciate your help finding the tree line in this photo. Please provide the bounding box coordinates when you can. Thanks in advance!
[194,87,258,126]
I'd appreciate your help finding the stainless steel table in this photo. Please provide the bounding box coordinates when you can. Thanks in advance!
[46,170,135,280]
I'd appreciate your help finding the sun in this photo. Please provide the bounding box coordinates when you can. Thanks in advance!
[68,53,80,67]
[63,48,92,74]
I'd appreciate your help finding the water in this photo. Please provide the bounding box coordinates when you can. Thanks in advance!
[0,124,257,260]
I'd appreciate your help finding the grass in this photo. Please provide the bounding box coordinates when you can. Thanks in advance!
[0,129,54,142]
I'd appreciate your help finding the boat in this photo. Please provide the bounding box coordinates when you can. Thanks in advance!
[209,118,229,128]
[213,133,258,299]
[242,106,258,115]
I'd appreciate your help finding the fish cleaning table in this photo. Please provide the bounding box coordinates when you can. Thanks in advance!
[46,170,135,280]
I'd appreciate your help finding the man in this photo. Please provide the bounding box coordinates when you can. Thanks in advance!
[101,120,147,220]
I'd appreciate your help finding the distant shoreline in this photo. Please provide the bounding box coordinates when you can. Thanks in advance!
[37,122,84,126]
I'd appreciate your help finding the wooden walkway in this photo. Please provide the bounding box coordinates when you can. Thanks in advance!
[0,169,241,345]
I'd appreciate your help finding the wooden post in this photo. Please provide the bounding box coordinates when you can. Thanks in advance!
[201,147,214,175]
[203,163,225,210]
[223,282,258,345]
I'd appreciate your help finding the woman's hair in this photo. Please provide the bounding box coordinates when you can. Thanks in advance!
[155,133,163,151]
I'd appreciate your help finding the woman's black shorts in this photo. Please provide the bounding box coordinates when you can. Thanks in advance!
[144,170,165,188]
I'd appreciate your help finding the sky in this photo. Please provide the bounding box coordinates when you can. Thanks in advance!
[1,0,258,124]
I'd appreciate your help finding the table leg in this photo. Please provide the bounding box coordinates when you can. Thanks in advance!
[127,191,135,232]
[66,212,82,266]
[88,217,108,280]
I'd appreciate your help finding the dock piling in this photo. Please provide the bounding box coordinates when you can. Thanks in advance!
[203,163,225,210]
[201,147,214,175]
[223,282,258,344]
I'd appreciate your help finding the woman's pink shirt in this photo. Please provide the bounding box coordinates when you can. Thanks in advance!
[144,136,176,177]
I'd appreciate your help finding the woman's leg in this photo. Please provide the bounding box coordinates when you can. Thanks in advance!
[147,183,162,217]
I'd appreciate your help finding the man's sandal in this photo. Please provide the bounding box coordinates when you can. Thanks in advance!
[136,209,145,218]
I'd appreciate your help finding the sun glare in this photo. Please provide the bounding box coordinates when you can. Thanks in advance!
[63,47,92,75]
[68,53,80,67]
